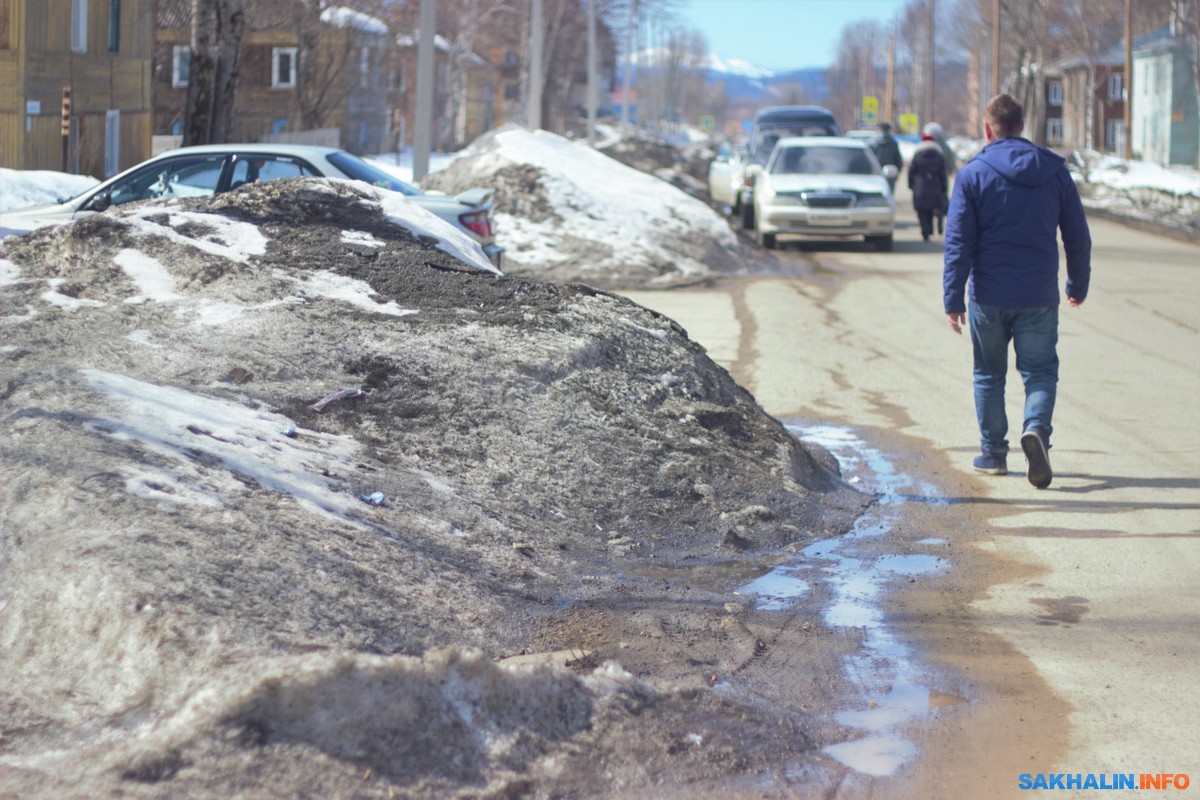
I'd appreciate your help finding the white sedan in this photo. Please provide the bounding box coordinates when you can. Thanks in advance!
[752,137,896,251]
[0,144,504,267]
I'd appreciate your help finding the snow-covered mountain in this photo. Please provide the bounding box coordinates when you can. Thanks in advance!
[703,53,775,80]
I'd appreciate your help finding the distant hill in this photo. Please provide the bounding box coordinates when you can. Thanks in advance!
[703,57,829,105]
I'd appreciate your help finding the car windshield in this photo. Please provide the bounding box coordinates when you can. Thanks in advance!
[326,152,420,196]
[771,146,877,176]
[752,123,837,163]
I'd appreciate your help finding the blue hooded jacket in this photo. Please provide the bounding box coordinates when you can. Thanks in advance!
[943,137,1091,313]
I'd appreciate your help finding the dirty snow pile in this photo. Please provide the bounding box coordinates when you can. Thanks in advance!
[421,126,742,288]
[1069,149,1200,237]
[0,178,857,798]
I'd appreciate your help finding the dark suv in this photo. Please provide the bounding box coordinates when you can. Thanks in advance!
[736,106,841,228]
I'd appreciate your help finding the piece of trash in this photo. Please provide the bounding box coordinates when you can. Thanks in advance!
[278,422,297,438]
[311,388,364,412]
[359,491,386,506]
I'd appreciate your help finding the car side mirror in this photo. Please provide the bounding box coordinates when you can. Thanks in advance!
[85,190,112,212]
[882,165,899,180]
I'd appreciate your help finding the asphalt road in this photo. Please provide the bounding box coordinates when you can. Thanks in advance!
[623,186,1200,797]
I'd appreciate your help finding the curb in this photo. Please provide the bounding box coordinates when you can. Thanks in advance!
[1083,204,1200,246]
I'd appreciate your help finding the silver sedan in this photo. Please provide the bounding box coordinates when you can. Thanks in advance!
[0,144,503,268]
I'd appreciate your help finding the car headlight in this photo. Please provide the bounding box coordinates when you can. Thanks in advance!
[769,194,805,206]
[857,193,891,207]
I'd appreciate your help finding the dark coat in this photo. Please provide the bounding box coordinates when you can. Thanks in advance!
[908,143,948,213]
[942,137,1092,313]
[871,134,903,170]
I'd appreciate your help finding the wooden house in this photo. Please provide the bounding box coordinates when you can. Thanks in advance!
[154,0,299,146]
[1043,46,1128,155]
[392,32,497,152]
[1132,31,1199,168]
[0,0,154,175]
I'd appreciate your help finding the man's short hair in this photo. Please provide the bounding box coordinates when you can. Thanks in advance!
[879,122,891,133]
[985,94,1024,137]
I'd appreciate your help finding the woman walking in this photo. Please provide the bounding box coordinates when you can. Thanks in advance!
[908,132,949,241]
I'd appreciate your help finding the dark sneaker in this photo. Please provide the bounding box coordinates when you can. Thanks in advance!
[1021,430,1053,489]
[972,453,1007,474]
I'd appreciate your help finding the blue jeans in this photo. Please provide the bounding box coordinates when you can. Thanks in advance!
[968,302,1059,455]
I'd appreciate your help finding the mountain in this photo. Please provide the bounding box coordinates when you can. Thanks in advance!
[704,55,829,105]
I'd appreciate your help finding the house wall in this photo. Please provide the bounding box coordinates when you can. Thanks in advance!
[2,0,153,172]
[1134,44,1200,168]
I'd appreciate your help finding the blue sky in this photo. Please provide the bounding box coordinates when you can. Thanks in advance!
[676,0,912,72]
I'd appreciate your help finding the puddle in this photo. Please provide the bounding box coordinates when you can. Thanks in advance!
[739,422,958,778]
[739,566,810,610]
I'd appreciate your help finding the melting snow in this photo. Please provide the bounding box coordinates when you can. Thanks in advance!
[81,369,366,524]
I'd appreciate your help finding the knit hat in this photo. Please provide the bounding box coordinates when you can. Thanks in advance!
[923,122,944,139]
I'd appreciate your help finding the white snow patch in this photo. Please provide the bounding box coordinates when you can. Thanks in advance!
[0,258,20,286]
[320,6,388,35]
[81,369,366,523]
[299,270,417,317]
[114,249,182,304]
[0,167,99,211]
[122,206,268,263]
[373,190,500,274]
[125,329,162,348]
[41,279,105,311]
[341,230,385,248]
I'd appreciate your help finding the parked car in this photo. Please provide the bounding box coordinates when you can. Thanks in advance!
[0,144,504,268]
[736,106,841,229]
[707,140,747,209]
[752,136,897,251]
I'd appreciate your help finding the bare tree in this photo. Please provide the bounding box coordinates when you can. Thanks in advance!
[826,20,885,129]
[184,0,246,145]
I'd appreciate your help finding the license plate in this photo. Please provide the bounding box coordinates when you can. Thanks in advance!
[810,214,851,226]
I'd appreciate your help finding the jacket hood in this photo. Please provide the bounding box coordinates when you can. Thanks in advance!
[974,137,1064,187]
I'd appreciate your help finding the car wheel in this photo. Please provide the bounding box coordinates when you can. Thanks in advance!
[867,234,893,252]
[741,201,755,230]
[758,228,776,249]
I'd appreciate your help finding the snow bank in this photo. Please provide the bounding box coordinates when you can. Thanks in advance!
[0,167,99,211]
[423,126,742,287]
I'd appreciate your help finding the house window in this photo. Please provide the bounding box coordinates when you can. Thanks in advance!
[173,46,191,87]
[1048,82,1063,106]
[1108,73,1123,101]
[273,47,298,88]
[1046,118,1063,146]
[1107,119,1125,153]
[360,47,370,89]
[108,0,121,52]
[105,110,121,177]
[71,0,87,53]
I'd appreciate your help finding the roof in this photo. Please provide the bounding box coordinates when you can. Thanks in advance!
[774,136,870,150]
[1050,26,1173,71]
[157,0,295,30]
[755,106,837,123]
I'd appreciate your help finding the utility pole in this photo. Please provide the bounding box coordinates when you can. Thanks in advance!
[621,0,638,126]
[884,15,896,126]
[587,0,597,145]
[527,0,544,130]
[1123,0,1133,159]
[992,0,1000,97]
[926,0,936,126]
[413,0,436,181]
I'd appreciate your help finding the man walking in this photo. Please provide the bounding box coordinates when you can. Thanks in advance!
[872,122,904,193]
[942,94,1091,488]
